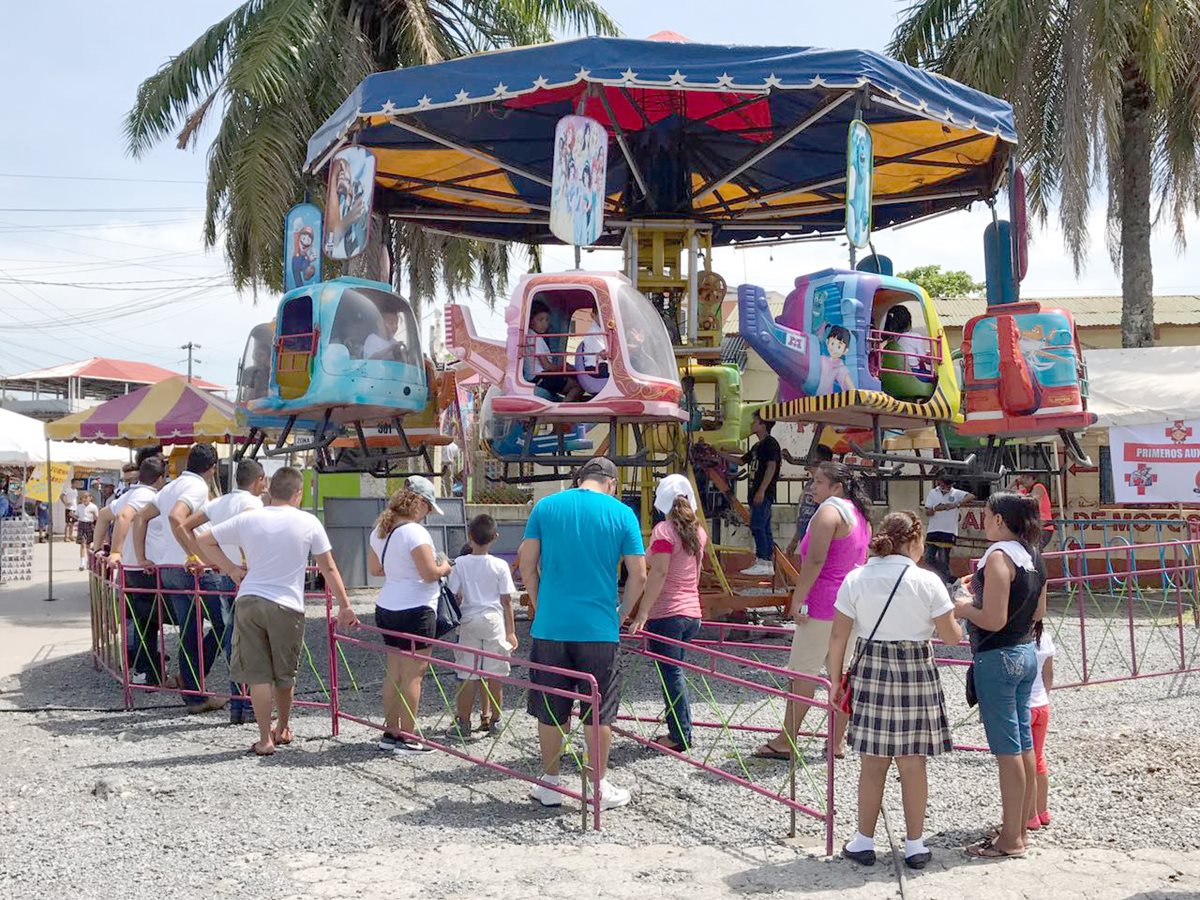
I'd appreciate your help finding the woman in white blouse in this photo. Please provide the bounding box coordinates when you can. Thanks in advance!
[828,511,963,870]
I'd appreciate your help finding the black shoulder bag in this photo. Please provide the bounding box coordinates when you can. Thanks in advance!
[381,528,461,638]
[836,567,908,716]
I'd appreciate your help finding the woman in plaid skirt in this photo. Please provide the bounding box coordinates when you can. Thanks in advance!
[828,511,963,869]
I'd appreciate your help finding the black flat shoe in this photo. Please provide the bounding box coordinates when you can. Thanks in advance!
[842,845,876,866]
[905,850,932,870]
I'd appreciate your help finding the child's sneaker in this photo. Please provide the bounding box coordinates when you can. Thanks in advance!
[530,774,564,807]
[585,777,631,810]
[451,717,473,741]
[477,715,502,737]
[378,732,400,751]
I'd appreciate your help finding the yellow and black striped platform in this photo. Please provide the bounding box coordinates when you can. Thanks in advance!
[758,386,960,430]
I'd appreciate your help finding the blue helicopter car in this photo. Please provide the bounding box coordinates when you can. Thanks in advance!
[248,277,428,425]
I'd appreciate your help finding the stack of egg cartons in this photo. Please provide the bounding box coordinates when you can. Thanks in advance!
[0,516,35,582]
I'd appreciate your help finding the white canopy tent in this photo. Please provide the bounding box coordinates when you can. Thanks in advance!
[0,408,128,468]
[1084,346,1200,429]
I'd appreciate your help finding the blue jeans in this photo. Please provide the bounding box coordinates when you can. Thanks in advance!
[160,567,223,705]
[645,616,701,748]
[974,642,1037,755]
[748,497,774,562]
[201,572,248,713]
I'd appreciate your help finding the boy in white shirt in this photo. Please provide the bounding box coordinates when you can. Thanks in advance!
[526,299,584,402]
[448,514,518,737]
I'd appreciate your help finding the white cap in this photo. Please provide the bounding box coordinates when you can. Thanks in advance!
[654,474,697,515]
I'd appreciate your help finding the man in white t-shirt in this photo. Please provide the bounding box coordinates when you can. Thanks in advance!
[133,444,221,713]
[102,456,167,685]
[199,467,357,756]
[182,458,268,724]
[923,474,975,584]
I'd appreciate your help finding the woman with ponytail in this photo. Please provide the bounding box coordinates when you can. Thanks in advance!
[827,512,963,869]
[755,461,871,761]
[626,474,707,752]
[367,475,452,754]
[954,491,1048,859]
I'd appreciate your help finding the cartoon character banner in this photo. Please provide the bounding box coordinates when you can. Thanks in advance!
[1110,419,1200,504]
[284,203,322,292]
[550,115,608,247]
[845,119,873,249]
[324,146,376,261]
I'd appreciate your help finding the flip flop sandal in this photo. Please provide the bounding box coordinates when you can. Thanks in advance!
[752,743,792,760]
[651,735,687,753]
[272,730,293,746]
[248,741,275,757]
[966,840,1025,860]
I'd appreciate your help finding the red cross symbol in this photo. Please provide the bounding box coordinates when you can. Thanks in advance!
[1167,421,1193,443]
[1125,466,1158,496]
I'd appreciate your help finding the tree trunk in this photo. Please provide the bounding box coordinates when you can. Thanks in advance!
[1119,64,1155,348]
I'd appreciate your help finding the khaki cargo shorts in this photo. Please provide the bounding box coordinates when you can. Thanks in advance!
[231,595,306,688]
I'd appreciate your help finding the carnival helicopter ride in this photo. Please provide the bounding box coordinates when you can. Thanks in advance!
[234,276,453,477]
[301,33,1094,612]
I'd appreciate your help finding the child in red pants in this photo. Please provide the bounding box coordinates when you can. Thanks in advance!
[1027,623,1056,829]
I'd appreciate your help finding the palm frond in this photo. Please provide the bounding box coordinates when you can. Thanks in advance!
[125,0,262,157]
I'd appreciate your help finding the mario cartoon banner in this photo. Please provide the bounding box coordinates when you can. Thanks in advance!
[1110,419,1200,504]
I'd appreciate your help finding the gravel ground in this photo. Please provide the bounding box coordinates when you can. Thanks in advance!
[2,590,1199,899]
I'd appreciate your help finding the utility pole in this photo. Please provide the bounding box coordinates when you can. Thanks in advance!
[180,342,201,383]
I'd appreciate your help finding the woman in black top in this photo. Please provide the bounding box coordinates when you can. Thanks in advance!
[953,492,1047,859]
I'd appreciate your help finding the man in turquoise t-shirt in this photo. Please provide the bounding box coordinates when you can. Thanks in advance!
[518,456,646,812]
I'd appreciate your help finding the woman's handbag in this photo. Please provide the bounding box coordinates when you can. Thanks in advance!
[435,579,462,638]
[381,528,461,639]
[836,567,908,716]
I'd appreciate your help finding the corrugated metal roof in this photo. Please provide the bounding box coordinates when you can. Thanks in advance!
[933,295,1200,327]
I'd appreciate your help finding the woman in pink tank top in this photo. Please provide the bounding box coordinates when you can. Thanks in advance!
[755,462,871,760]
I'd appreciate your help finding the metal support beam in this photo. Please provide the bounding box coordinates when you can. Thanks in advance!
[596,88,651,205]
[387,116,552,187]
[693,91,856,201]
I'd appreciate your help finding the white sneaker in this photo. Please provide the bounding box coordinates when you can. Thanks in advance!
[740,560,774,576]
[587,777,631,810]
[530,775,564,807]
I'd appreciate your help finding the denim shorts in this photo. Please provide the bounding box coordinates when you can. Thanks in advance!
[973,642,1037,755]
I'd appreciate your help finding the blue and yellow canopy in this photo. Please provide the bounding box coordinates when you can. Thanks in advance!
[307,36,1015,245]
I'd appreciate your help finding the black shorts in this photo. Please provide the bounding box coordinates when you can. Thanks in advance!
[526,638,621,727]
[375,605,436,652]
[927,531,958,548]
[534,374,569,395]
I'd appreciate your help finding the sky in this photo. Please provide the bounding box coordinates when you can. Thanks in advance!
[1,0,1197,390]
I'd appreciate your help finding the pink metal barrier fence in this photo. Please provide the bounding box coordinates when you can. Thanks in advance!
[329,622,605,830]
[1041,540,1200,687]
[617,626,838,855]
[88,556,335,712]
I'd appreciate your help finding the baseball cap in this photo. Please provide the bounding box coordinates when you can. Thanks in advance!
[405,475,444,516]
[574,456,618,484]
[654,473,697,515]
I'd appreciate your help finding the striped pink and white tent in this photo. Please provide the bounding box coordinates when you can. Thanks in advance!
[44,377,242,445]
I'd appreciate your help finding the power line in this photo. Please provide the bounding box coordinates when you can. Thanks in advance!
[0,172,206,185]
[0,275,231,291]
[0,206,203,213]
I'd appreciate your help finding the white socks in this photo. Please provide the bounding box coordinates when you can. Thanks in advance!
[905,837,928,857]
[846,832,874,853]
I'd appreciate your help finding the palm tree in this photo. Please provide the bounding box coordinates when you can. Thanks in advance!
[890,0,1200,347]
[126,0,616,309]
